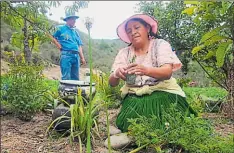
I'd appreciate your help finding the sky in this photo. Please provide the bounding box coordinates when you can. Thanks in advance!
[48,1,139,39]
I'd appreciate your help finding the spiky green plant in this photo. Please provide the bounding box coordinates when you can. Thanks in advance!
[46,88,103,153]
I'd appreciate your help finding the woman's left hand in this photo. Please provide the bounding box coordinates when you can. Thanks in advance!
[127,63,149,76]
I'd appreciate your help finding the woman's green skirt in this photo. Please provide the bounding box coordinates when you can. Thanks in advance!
[116,91,197,132]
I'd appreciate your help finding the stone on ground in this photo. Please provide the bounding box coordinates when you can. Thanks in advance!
[104,133,133,149]
[109,126,121,136]
[52,104,71,130]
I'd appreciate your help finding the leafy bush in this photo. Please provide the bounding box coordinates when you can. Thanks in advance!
[177,77,192,88]
[128,105,234,153]
[3,44,20,52]
[43,79,59,93]
[92,72,124,108]
[3,58,50,121]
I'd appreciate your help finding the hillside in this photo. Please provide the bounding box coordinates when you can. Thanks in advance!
[1,20,127,73]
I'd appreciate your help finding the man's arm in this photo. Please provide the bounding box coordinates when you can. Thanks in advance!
[75,30,86,65]
[79,46,86,65]
[47,33,61,49]
[50,26,62,49]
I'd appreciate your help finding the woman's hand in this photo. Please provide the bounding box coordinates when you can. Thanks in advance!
[114,67,128,80]
[109,67,127,87]
[126,63,149,76]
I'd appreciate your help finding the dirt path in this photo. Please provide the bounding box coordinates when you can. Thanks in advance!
[1,59,92,81]
[43,65,90,81]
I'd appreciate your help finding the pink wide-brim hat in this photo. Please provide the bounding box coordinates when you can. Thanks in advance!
[116,14,158,44]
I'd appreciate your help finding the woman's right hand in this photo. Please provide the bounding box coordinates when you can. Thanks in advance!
[113,67,127,81]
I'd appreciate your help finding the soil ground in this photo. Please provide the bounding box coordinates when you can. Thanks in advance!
[1,110,233,153]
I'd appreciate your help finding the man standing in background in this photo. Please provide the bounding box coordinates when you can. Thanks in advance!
[53,12,86,80]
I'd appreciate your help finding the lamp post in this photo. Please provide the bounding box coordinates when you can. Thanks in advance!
[84,17,93,153]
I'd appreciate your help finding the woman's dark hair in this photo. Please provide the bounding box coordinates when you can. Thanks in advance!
[125,17,162,41]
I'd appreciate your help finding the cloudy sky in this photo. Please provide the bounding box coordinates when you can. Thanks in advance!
[48,1,139,39]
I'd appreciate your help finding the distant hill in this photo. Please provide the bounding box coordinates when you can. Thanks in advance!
[1,20,127,73]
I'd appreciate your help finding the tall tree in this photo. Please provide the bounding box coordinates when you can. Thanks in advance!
[183,1,234,119]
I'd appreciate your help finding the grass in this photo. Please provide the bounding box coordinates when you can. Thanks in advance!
[183,87,228,114]
[43,79,59,92]
[184,87,228,101]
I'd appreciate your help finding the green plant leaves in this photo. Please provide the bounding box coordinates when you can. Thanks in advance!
[192,45,205,54]
[10,32,24,50]
[204,50,215,60]
[128,105,234,153]
[216,41,232,67]
[204,35,229,46]
[182,6,197,15]
[184,1,199,5]
[200,26,227,43]
[193,14,201,24]
[220,2,233,16]
[4,61,49,121]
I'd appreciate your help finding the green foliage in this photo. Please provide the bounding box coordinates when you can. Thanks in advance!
[3,44,20,52]
[0,19,14,42]
[184,87,228,113]
[3,59,50,121]
[216,41,232,67]
[98,39,110,50]
[1,2,53,51]
[93,72,123,108]
[64,1,89,15]
[47,88,103,153]
[92,72,124,152]
[184,87,227,101]
[183,1,234,91]
[129,55,137,64]
[128,105,234,153]
[180,51,191,75]
[174,61,213,88]
[177,77,192,88]
[43,79,59,93]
